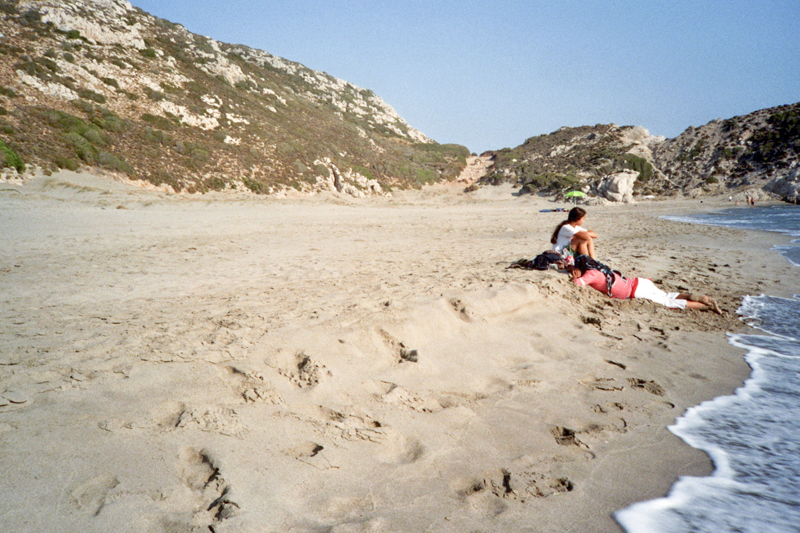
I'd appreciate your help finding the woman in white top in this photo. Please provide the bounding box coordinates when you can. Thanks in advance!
[550,207,598,259]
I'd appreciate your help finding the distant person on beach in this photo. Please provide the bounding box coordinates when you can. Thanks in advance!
[550,207,598,259]
[568,255,723,314]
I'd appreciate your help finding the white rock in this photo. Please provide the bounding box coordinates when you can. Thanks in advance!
[596,170,638,203]
[37,0,147,49]
[766,166,800,201]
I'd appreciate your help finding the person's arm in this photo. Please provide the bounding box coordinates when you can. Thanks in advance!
[575,225,597,239]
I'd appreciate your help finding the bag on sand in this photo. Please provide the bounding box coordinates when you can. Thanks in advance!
[509,251,563,270]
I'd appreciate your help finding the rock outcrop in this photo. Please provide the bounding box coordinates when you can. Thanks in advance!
[765,165,800,203]
[595,170,638,203]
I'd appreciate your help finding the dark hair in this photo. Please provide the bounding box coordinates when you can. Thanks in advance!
[550,207,587,244]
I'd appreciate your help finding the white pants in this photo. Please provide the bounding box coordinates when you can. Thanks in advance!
[633,278,687,309]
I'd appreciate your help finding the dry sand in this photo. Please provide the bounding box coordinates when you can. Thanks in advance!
[0,172,792,532]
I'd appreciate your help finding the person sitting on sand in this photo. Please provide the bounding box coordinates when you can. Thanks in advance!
[568,255,723,313]
[551,207,598,259]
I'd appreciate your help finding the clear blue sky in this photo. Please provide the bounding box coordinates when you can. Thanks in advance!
[130,0,800,153]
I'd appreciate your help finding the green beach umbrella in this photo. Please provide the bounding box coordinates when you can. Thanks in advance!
[565,190,586,204]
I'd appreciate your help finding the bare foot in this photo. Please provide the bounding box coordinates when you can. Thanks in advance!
[707,298,723,315]
[697,295,723,315]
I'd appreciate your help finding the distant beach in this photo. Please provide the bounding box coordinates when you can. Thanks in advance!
[0,171,791,532]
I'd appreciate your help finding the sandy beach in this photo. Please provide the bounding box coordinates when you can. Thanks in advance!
[0,172,792,533]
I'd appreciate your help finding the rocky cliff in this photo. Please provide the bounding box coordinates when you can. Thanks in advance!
[0,0,468,194]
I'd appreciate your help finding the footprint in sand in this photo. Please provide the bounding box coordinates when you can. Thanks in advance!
[175,406,247,437]
[282,441,339,470]
[376,428,424,465]
[584,378,623,392]
[581,315,602,328]
[178,447,239,525]
[286,441,324,458]
[224,364,284,404]
[592,401,625,413]
[292,405,385,443]
[549,426,589,449]
[627,378,666,396]
[449,297,478,322]
[70,473,119,516]
[268,350,330,388]
[371,381,443,413]
[0,390,31,411]
[378,328,420,364]
[452,467,573,509]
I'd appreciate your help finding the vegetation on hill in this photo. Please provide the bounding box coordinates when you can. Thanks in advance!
[0,0,468,193]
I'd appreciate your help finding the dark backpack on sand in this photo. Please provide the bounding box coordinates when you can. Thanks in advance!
[509,251,563,270]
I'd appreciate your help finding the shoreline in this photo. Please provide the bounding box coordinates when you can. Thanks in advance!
[0,172,792,532]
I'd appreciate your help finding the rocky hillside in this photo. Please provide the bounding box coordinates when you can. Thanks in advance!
[478,124,667,198]
[478,103,800,203]
[0,0,468,195]
[654,102,800,201]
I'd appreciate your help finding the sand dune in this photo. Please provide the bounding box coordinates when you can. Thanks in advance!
[0,172,790,532]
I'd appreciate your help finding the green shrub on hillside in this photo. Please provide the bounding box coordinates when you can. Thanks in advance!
[622,154,653,181]
[142,113,176,130]
[42,109,92,135]
[205,176,226,191]
[55,156,79,171]
[82,127,106,146]
[76,88,106,104]
[69,101,128,133]
[0,139,25,172]
[144,87,165,101]
[101,77,119,89]
[98,151,134,175]
[148,171,179,189]
[748,108,800,162]
[64,131,95,162]
[243,177,268,194]
[16,60,55,81]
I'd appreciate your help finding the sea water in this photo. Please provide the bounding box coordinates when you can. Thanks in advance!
[615,205,800,533]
